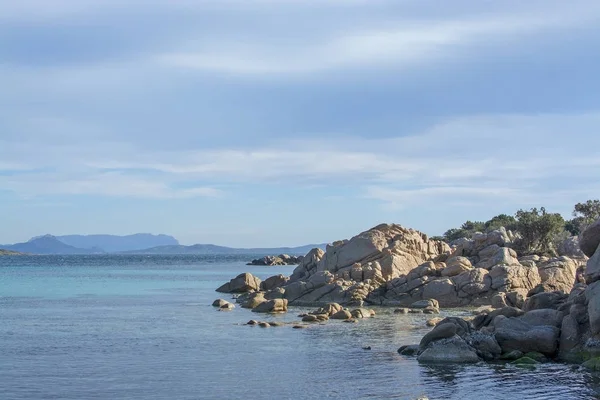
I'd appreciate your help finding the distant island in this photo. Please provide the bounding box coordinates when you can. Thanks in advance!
[0,248,26,256]
[1,234,326,256]
[121,243,327,256]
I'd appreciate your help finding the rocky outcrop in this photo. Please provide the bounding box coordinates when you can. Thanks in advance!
[247,254,304,266]
[218,224,587,310]
[402,217,600,367]
[216,273,262,293]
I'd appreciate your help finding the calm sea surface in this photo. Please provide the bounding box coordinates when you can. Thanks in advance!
[1,255,600,400]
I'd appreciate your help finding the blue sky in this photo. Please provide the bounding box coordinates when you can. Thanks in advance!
[2,0,600,247]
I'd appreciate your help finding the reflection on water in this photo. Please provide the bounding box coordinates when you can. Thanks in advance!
[1,255,600,400]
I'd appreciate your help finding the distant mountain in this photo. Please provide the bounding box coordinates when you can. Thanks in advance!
[55,234,179,253]
[4,235,102,255]
[123,243,327,255]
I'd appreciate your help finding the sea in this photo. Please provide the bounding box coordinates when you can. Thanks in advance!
[1,254,599,400]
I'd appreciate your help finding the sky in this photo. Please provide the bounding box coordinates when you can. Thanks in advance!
[2,0,600,247]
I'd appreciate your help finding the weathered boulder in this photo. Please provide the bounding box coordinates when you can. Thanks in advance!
[420,323,458,349]
[442,257,472,277]
[523,291,568,312]
[331,309,353,320]
[585,243,600,284]
[311,303,343,316]
[398,344,420,356]
[477,247,520,270]
[351,308,376,319]
[493,314,560,356]
[219,302,235,311]
[260,274,290,291]
[290,248,325,281]
[586,281,600,335]
[212,299,230,308]
[467,331,502,360]
[489,264,540,292]
[248,254,303,266]
[216,273,262,293]
[418,336,481,363]
[532,257,579,294]
[580,219,600,258]
[252,298,288,313]
[238,292,267,309]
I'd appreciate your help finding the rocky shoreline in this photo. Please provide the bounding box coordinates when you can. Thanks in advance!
[215,220,600,368]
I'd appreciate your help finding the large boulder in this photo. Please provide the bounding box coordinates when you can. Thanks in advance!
[420,323,458,348]
[442,256,472,277]
[260,274,289,291]
[316,224,449,280]
[492,314,560,356]
[533,257,579,294]
[477,247,520,270]
[238,292,267,309]
[252,298,288,313]
[489,264,540,293]
[585,243,600,284]
[586,281,600,335]
[216,273,262,293]
[290,248,325,281]
[580,219,600,258]
[417,336,481,363]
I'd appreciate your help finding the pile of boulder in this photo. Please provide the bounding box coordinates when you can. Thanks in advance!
[298,302,376,323]
[247,254,304,266]
[399,218,600,367]
[217,224,586,311]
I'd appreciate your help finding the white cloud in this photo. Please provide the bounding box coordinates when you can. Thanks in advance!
[157,6,600,76]
[2,111,599,203]
[0,171,222,200]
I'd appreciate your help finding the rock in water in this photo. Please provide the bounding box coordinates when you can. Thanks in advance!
[212,299,230,307]
[216,273,262,293]
[252,299,288,313]
[417,337,481,363]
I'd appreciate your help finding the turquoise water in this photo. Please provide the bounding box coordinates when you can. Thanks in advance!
[1,255,600,400]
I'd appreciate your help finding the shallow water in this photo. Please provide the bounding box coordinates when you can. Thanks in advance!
[1,255,600,399]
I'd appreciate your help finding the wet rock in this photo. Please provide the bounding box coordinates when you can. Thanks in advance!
[247,320,259,325]
[398,344,420,356]
[420,323,458,349]
[331,310,353,320]
[418,336,481,363]
[219,303,235,311]
[351,308,375,319]
[258,322,271,328]
[212,299,230,307]
[239,292,267,309]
